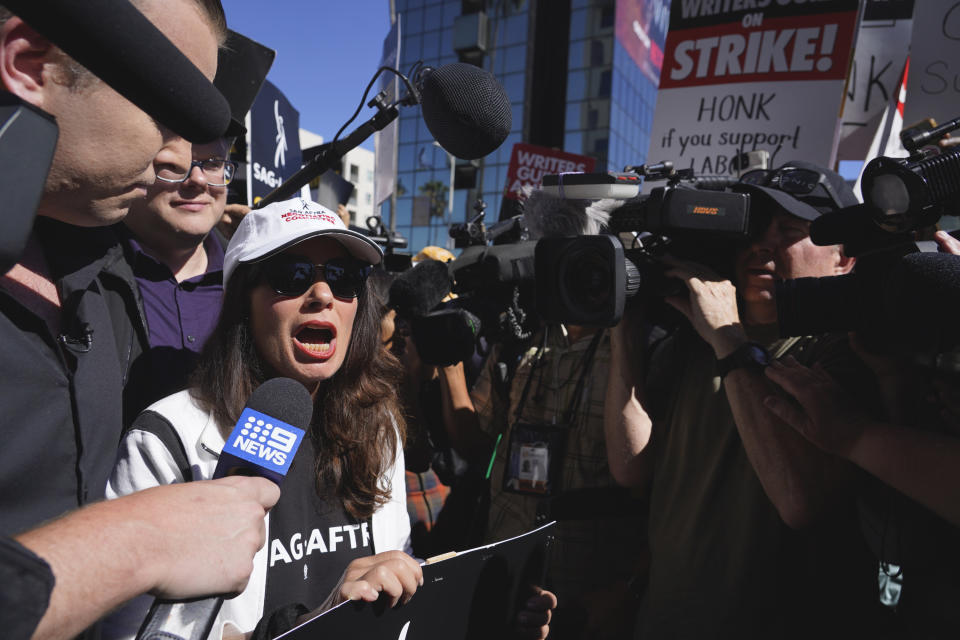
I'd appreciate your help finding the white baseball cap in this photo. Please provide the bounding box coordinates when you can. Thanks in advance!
[223,198,383,287]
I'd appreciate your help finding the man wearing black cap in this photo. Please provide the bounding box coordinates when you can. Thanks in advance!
[604,161,883,638]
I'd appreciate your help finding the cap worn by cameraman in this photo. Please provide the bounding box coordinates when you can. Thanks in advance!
[734,160,859,221]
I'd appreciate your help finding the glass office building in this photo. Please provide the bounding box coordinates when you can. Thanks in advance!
[387,0,667,254]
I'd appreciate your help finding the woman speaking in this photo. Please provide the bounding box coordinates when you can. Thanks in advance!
[104,198,554,640]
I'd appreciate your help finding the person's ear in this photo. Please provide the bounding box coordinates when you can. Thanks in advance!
[835,245,855,274]
[0,17,56,108]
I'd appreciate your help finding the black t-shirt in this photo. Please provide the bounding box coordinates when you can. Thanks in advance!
[263,437,373,613]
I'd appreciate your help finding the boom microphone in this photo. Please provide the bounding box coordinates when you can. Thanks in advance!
[417,63,512,160]
[258,62,512,206]
[136,378,313,640]
[3,0,230,142]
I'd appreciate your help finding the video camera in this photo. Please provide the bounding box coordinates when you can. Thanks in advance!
[776,117,960,367]
[811,117,960,256]
[533,162,760,327]
[388,200,538,368]
[443,200,538,345]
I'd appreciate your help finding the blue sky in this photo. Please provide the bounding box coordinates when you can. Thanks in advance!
[226,1,392,150]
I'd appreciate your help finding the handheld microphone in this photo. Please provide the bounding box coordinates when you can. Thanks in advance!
[416,63,512,160]
[135,378,313,640]
[3,0,230,142]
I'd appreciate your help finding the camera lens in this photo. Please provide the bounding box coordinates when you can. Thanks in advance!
[559,245,613,313]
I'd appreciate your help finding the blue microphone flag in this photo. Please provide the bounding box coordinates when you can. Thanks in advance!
[217,408,306,484]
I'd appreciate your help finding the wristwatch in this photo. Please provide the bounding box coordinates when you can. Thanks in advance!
[716,341,771,378]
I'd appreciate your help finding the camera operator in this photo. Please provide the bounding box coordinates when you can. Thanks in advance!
[0,3,279,639]
[366,253,486,558]
[458,192,647,640]
[765,318,960,635]
[604,161,885,638]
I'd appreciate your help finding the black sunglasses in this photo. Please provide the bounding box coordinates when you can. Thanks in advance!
[262,254,372,299]
[740,167,843,208]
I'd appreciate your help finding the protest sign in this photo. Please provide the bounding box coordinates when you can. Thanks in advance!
[375,20,401,208]
[837,0,913,161]
[503,143,595,200]
[279,522,555,640]
[904,2,960,128]
[645,0,860,186]
[248,80,302,204]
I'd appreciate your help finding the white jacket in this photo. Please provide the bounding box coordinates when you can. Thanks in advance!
[103,389,410,640]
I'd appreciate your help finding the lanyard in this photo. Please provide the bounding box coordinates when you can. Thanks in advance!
[513,327,605,427]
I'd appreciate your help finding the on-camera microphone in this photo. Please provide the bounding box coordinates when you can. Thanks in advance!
[810,204,879,246]
[388,259,453,319]
[3,0,230,142]
[810,203,919,257]
[135,378,314,640]
[388,260,482,366]
[416,63,512,160]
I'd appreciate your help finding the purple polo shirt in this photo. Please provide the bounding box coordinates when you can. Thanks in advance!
[123,232,224,415]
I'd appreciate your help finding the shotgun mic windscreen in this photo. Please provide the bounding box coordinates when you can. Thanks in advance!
[4,0,230,142]
[419,63,512,160]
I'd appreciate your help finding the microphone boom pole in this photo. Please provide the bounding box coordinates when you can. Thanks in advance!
[255,100,399,209]
[254,61,513,210]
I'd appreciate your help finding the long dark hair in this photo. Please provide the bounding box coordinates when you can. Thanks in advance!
[191,259,406,519]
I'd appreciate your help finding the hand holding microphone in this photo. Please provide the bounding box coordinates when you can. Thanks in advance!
[136,378,313,640]
[119,477,280,600]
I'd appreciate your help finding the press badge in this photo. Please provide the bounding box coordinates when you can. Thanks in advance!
[502,421,569,496]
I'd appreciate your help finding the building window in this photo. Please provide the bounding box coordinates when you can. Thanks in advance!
[600,3,614,29]
[590,40,604,66]
[598,70,612,98]
[588,107,599,129]
[350,164,360,182]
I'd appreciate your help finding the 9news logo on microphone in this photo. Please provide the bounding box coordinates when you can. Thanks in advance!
[217,408,306,484]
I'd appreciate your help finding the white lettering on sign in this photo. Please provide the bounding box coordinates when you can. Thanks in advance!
[670,24,838,81]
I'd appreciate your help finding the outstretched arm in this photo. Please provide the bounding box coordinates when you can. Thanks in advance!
[17,477,279,640]
[664,257,852,529]
[764,357,960,527]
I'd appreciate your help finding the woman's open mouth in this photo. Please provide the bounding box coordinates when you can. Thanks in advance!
[294,323,336,360]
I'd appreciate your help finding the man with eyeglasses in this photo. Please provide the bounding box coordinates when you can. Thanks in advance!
[118,135,248,418]
[604,160,886,638]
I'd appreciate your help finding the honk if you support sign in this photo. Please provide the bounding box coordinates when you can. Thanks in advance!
[644,0,860,185]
